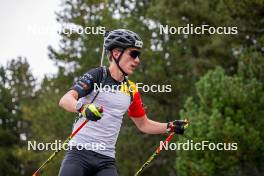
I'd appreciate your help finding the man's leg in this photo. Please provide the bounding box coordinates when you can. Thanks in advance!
[58,148,96,176]
[94,152,118,176]
[95,164,118,176]
[59,162,86,176]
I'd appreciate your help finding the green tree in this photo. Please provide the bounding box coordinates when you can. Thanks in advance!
[177,66,264,176]
[0,57,36,175]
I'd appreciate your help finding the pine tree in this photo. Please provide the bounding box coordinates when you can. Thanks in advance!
[0,57,36,175]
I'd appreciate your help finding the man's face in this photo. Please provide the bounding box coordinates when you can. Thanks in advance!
[112,47,141,75]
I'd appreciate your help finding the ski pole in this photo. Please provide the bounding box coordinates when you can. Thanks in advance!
[134,132,175,176]
[134,119,189,176]
[32,119,89,176]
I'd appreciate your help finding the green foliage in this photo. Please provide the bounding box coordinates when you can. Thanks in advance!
[177,67,264,176]
[0,58,35,175]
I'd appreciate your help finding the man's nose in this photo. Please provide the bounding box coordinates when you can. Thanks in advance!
[134,57,140,64]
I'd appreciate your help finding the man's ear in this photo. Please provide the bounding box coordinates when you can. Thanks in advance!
[112,48,121,59]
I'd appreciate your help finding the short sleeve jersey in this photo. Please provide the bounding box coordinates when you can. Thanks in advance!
[69,67,139,158]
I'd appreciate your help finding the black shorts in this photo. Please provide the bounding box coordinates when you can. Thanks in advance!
[59,147,118,176]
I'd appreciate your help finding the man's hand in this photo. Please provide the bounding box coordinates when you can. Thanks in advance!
[167,119,189,135]
[80,104,103,121]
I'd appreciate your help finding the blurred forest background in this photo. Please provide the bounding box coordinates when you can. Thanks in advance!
[1,0,264,175]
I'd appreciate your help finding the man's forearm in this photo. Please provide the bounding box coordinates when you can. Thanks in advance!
[133,116,168,134]
[142,119,167,134]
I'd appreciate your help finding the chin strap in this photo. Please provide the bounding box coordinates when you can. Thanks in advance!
[112,48,128,76]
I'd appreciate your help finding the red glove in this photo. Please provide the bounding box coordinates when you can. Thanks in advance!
[128,92,145,118]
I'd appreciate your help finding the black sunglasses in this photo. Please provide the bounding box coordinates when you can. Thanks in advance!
[129,50,141,59]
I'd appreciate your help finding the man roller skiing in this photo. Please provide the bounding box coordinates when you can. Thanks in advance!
[58,29,186,176]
